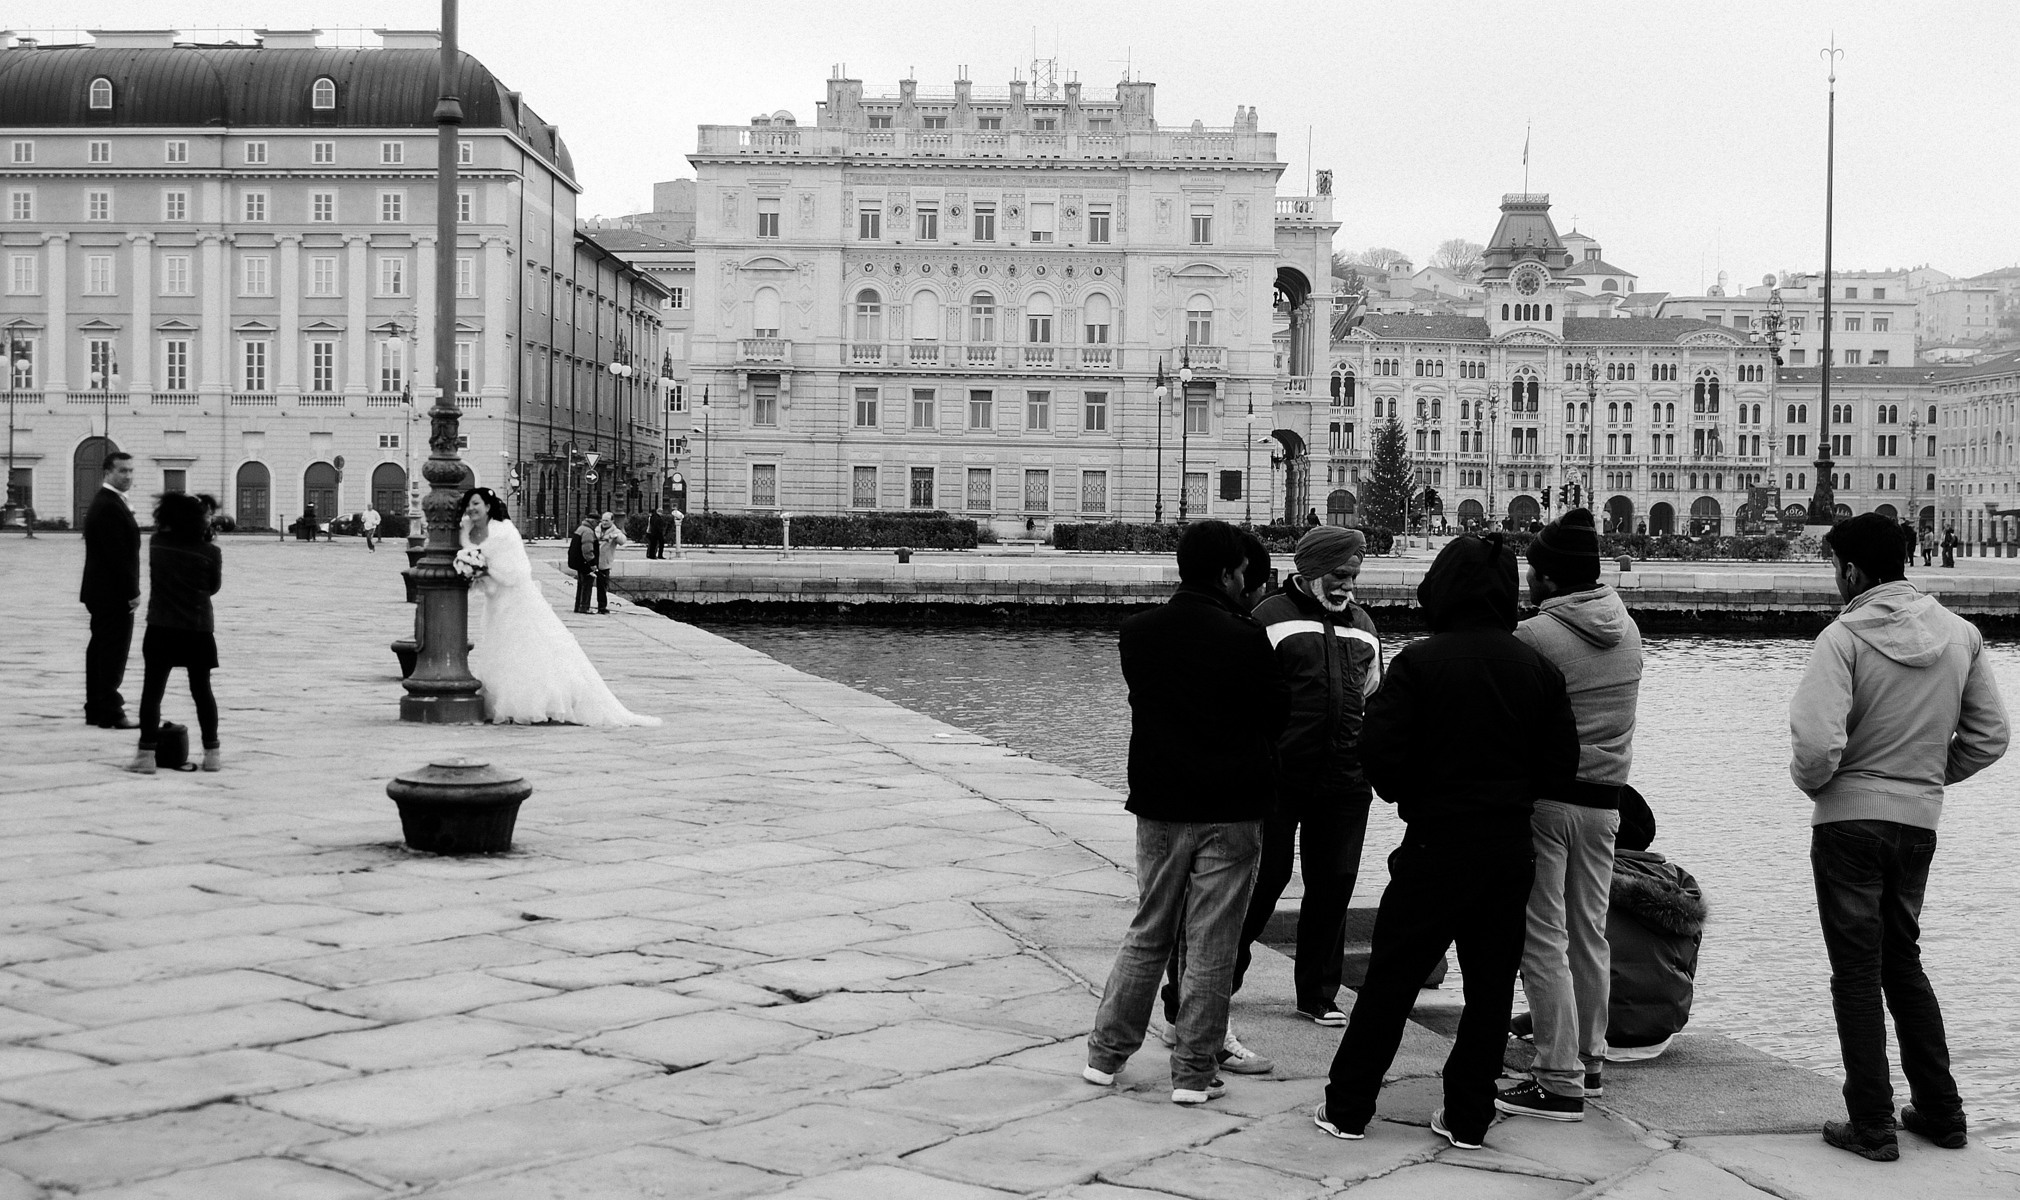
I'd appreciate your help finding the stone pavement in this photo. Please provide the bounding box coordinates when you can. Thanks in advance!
[2,531,2016,1198]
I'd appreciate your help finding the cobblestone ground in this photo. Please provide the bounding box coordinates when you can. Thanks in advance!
[1,532,2015,1198]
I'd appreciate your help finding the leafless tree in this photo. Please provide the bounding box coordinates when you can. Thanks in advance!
[1431,238,1485,279]
[1352,246,1412,273]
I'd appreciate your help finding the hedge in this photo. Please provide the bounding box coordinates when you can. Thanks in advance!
[1051,521,1395,557]
[667,511,979,549]
[1499,531,1823,563]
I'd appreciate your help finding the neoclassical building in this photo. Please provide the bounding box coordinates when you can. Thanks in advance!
[683,70,1335,530]
[0,29,664,532]
[1933,350,2020,548]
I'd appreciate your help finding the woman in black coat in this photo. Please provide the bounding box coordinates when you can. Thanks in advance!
[127,493,224,773]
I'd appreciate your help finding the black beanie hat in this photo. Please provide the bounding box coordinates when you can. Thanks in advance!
[1527,507,1602,588]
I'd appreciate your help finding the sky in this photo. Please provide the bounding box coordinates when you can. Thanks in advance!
[11,0,2018,293]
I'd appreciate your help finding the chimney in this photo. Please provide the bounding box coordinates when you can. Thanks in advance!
[375,28,442,51]
[255,29,324,50]
[87,30,176,49]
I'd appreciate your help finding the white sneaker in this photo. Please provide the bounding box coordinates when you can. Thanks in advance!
[1219,1027,1275,1075]
[1081,1064,1115,1086]
[1171,1077,1228,1105]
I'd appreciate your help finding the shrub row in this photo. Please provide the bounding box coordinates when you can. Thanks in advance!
[1496,531,1823,562]
[664,511,979,549]
[1050,521,1395,557]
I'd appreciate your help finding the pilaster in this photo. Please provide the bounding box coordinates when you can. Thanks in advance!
[127,233,154,394]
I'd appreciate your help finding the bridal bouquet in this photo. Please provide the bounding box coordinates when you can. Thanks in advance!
[453,546,489,579]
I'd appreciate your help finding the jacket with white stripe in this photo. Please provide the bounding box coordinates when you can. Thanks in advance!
[1252,583,1383,803]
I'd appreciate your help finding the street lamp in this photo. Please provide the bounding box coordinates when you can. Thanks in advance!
[1244,397,1257,527]
[1906,412,1923,531]
[1176,347,1196,522]
[1808,41,1845,527]
[1750,289,1795,529]
[87,355,122,442]
[4,320,31,523]
[1152,360,1168,523]
[700,385,711,516]
[1583,350,1599,518]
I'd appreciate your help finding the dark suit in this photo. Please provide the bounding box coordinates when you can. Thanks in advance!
[79,485,141,724]
[645,511,667,559]
[567,526,595,612]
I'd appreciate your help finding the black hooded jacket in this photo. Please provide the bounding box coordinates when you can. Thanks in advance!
[1363,534,1579,844]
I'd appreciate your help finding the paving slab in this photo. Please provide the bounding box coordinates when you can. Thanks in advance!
[901,1093,1243,1192]
[304,1095,695,1187]
[668,1102,956,1176]
[1686,1131,2020,1200]
[249,1047,652,1131]
[0,1102,338,1192]
[421,1145,778,1199]
[1589,1151,1781,1199]
[0,1048,349,1121]
[71,1156,385,1200]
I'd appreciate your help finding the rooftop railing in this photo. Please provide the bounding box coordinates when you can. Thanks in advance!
[698,125,1276,164]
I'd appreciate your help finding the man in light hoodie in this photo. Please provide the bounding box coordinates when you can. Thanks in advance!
[1792,512,2008,1161]
[1497,509,1642,1123]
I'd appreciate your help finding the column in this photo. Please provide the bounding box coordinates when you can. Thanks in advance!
[127,233,153,396]
[482,235,509,401]
[277,235,301,398]
[199,233,227,399]
[344,234,369,395]
[43,233,69,396]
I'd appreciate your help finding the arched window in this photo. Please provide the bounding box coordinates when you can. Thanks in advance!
[1501,304,1511,320]
[1027,292,1055,343]
[88,77,113,109]
[1927,404,1937,424]
[1785,472,1793,489]
[1566,402,1577,424]
[1431,397,1442,419]
[1602,278,1618,292]
[909,290,941,340]
[1082,292,1113,344]
[311,77,337,110]
[1460,398,1471,421]
[850,288,880,341]
[1545,304,1553,320]
[1608,401,1620,423]
[1623,402,1634,424]
[1184,294,1213,346]
[1431,430,1441,451]
[1798,472,1807,490]
[969,291,996,342]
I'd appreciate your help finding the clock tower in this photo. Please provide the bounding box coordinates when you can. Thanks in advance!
[1481,193,1571,339]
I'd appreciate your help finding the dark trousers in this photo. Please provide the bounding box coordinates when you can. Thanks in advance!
[84,603,134,722]
[1812,819,1961,1128]
[138,656,219,750]
[646,534,664,559]
[595,568,611,612]
[573,568,594,613]
[1324,838,1534,1140]
[1162,799,1371,1021]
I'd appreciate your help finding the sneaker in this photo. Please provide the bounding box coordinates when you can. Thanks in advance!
[1584,1070,1604,1098]
[1298,1006,1348,1027]
[1823,1119,1899,1161]
[1509,1011,1535,1041]
[1171,1077,1227,1105]
[1430,1107,1483,1150]
[1900,1106,1967,1149]
[1495,1079,1585,1122]
[1081,1064,1115,1087]
[1313,1101,1365,1140]
[1218,1027,1274,1075]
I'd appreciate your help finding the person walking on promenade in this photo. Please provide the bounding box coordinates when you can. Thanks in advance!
[125,493,224,774]
[80,451,141,729]
[1497,509,1643,1123]
[363,505,381,553]
[1085,520,1288,1106]
[593,512,627,613]
[1940,524,1958,568]
[568,515,596,614]
[1314,533,1578,1150]
[1791,512,2009,1161]
[645,502,669,559]
[1919,527,1936,568]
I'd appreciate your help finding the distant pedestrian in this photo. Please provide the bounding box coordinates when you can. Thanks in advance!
[1940,525,1958,568]
[1084,520,1289,1106]
[568,516,596,613]
[363,506,382,552]
[1791,513,2008,1160]
[19,503,34,538]
[593,511,627,613]
[1306,507,1322,528]
[1498,509,1643,1123]
[126,492,224,774]
[645,502,670,559]
[1313,532,1577,1150]
[80,451,141,729]
[1920,528,1936,568]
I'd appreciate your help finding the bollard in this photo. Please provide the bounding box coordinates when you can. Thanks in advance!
[779,511,793,560]
[387,757,531,854]
[895,546,912,564]
[1617,554,1633,573]
[671,510,685,559]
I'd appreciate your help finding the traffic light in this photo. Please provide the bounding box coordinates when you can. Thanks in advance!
[1557,484,1568,507]
[1572,481,1583,508]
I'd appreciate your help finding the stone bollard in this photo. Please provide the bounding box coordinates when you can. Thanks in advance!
[387,757,532,854]
[895,546,913,564]
[779,512,793,560]
[1617,554,1633,573]
[671,510,685,559]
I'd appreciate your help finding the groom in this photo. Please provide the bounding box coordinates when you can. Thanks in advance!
[80,452,141,728]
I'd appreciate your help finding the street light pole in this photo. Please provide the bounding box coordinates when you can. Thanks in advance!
[1585,350,1599,517]
[3,324,25,522]
[700,385,711,516]
[1177,346,1195,523]
[1152,359,1166,523]
[1244,393,1256,527]
[1750,289,1793,530]
[1808,41,1845,526]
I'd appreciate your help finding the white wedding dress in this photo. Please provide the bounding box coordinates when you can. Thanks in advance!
[463,519,660,727]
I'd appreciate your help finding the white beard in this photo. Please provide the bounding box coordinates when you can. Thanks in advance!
[1299,577,1354,613]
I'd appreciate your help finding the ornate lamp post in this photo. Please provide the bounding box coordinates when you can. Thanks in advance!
[1176,347,1196,522]
[87,354,121,443]
[1750,289,1794,528]
[699,385,711,516]
[1152,360,1168,523]
[399,0,484,724]
[1582,350,1599,515]
[1807,41,1845,526]
[1243,396,1257,527]
[3,322,30,523]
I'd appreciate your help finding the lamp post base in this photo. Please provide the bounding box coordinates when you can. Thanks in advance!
[399,693,486,723]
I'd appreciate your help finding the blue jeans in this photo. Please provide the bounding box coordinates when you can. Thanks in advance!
[1089,819,1262,1091]
[1811,819,1962,1128]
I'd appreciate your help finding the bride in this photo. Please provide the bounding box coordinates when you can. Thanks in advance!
[457,488,660,727]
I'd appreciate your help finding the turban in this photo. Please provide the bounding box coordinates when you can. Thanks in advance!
[1294,525,1366,580]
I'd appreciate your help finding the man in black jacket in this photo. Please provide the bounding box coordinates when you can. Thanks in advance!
[1085,520,1289,1106]
[567,516,596,613]
[1314,533,1578,1150]
[79,452,141,728]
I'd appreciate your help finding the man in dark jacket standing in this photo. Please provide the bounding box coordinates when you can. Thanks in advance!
[567,515,596,613]
[1086,520,1288,1106]
[1314,533,1578,1150]
[79,452,141,728]
[645,503,669,560]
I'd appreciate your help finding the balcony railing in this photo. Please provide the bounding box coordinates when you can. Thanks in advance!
[964,345,998,368]
[1181,344,1226,369]
[455,393,481,409]
[231,393,277,406]
[70,390,125,405]
[1079,346,1115,369]
[151,391,198,405]
[906,344,940,366]
[738,337,790,363]
[366,392,408,407]
[297,393,346,407]
[1274,195,1335,222]
[1279,376,1313,396]
[696,125,1279,165]
[1018,346,1056,368]
[849,343,885,365]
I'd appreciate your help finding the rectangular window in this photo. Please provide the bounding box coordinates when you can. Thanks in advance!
[244,141,268,165]
[1790,348,1807,365]
[1028,202,1055,243]
[243,190,268,222]
[1871,349,1891,365]
[379,191,404,223]
[1220,470,1243,501]
[903,387,934,429]
[87,339,114,388]
[86,254,113,295]
[756,197,780,238]
[310,340,337,392]
[455,341,474,394]
[1026,390,1051,430]
[867,115,893,129]
[1184,472,1208,514]
[312,140,335,165]
[916,204,938,241]
[966,468,991,511]
[310,256,338,295]
[922,115,947,130]
[6,340,31,388]
[852,466,879,508]
[457,191,473,223]
[162,468,186,494]
[378,339,404,392]
[1845,287,1859,299]
[753,378,779,426]
[854,387,879,427]
[380,140,404,165]
[1190,203,1214,244]
[1024,469,1050,511]
[7,253,34,295]
[1027,311,1052,344]
[1185,309,1213,346]
[9,141,31,164]
[1844,349,1861,365]
[242,255,270,295]
[972,204,995,242]
[303,190,333,222]
[1081,470,1107,513]
[161,254,190,295]
[751,463,778,507]
[667,286,687,309]
[458,140,474,165]
[663,382,685,414]
[89,140,111,164]
[969,389,993,429]
[377,256,406,296]
[456,256,475,297]
[1873,316,1890,332]
[164,139,188,164]
[1087,206,1111,244]
[977,116,1002,131]
[162,339,189,392]
[912,467,937,509]
[1185,389,1210,435]
[1843,316,1862,332]
[1084,390,1108,431]
[242,340,268,392]
[8,190,33,222]
[162,190,188,221]
[1872,287,1887,300]
[1032,117,1058,131]
[86,190,112,221]
[858,205,881,240]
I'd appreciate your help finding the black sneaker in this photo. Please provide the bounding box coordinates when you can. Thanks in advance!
[1509,1011,1535,1041]
[1494,1079,1585,1122]
[1313,1101,1365,1140]
[1900,1106,1967,1149]
[1584,1070,1603,1098]
[1822,1119,1900,1162]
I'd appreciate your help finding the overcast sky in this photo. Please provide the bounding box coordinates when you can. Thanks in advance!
[13,0,2018,292]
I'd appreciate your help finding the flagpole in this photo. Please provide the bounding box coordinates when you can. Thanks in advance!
[1523,120,1531,193]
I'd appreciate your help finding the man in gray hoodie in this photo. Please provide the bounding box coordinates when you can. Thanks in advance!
[1496,509,1643,1123]
[1793,512,2008,1161]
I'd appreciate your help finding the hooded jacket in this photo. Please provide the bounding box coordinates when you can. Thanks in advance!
[1789,580,2009,829]
[1363,535,1580,843]
[1515,584,1643,804]
[1252,582,1381,803]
